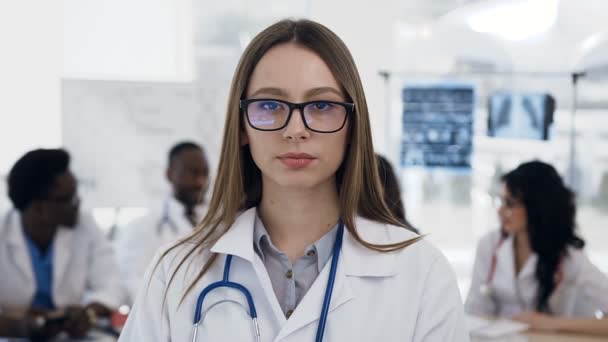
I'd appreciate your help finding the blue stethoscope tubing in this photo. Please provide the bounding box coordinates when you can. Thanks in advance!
[190,220,345,342]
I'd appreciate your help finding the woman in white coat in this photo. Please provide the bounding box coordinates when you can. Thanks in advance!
[119,19,468,342]
[465,161,608,336]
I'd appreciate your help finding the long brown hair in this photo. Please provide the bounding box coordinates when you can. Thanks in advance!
[160,18,421,301]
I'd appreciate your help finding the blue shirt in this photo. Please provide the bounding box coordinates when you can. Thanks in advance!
[24,236,55,310]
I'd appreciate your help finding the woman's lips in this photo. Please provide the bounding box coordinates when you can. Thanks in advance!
[278,153,316,169]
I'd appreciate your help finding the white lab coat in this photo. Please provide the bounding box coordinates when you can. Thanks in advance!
[0,209,125,313]
[119,207,469,342]
[115,197,207,303]
[465,230,608,318]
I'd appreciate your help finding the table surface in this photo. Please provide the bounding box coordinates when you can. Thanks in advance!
[524,331,608,342]
[4,331,605,342]
[1,331,117,342]
[473,331,608,342]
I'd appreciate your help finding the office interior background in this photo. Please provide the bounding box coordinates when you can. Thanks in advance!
[1,0,607,298]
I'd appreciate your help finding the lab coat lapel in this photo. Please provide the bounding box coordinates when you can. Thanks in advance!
[252,255,289,324]
[274,247,354,341]
[496,235,516,283]
[53,227,75,287]
[5,211,34,284]
[275,219,398,340]
[519,253,538,281]
[210,212,403,340]
[209,208,257,263]
[167,197,195,234]
[210,208,286,324]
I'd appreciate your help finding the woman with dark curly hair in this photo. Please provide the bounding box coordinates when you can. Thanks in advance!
[466,160,608,336]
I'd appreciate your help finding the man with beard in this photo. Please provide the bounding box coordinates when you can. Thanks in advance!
[116,141,210,303]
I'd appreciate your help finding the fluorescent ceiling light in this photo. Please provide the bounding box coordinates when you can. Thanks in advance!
[467,0,558,41]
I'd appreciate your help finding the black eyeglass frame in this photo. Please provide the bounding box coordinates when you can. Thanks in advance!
[240,98,355,133]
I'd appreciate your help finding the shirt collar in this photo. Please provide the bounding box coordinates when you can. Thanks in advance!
[253,214,338,272]
[210,207,257,262]
[211,207,415,277]
[167,196,207,221]
[24,233,55,262]
[252,214,267,259]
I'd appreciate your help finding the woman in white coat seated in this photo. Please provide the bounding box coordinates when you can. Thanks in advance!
[465,160,608,336]
[119,19,469,342]
[0,149,125,339]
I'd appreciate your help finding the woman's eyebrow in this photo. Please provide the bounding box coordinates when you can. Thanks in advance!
[249,86,344,99]
[249,87,288,98]
[305,87,343,98]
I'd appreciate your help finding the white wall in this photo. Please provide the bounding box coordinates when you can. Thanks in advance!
[63,0,193,81]
[0,0,62,211]
[310,0,401,154]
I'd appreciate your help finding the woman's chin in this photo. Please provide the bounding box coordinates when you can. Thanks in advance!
[275,175,330,191]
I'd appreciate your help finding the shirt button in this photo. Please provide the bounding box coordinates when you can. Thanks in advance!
[307,250,316,257]
[286,309,294,318]
[286,270,293,279]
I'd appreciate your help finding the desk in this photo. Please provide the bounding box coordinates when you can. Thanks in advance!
[524,331,608,341]
[472,331,608,342]
[468,315,608,342]
[2,331,117,342]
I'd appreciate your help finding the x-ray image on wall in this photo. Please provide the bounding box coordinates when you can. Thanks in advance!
[400,84,474,169]
[487,92,555,141]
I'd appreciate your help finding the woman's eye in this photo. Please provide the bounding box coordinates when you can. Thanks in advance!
[259,101,280,110]
[313,102,332,110]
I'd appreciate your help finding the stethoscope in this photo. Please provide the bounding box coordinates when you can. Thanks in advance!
[480,237,608,319]
[479,236,507,298]
[156,200,180,235]
[190,221,345,342]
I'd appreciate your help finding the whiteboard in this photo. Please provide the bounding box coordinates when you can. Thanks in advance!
[62,79,227,208]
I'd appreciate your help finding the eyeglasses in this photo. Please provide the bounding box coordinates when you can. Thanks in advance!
[240,98,354,133]
[495,196,523,209]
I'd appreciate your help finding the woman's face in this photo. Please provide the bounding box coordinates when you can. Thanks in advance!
[243,42,350,190]
[497,183,528,235]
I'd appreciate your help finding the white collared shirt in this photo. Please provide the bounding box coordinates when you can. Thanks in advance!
[465,229,608,318]
[115,196,207,303]
[118,207,469,342]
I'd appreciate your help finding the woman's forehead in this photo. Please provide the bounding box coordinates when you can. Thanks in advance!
[246,43,343,98]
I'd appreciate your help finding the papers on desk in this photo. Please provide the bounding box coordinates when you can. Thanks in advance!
[467,315,529,339]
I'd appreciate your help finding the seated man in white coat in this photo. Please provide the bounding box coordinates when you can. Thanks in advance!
[116,141,209,303]
[0,149,124,340]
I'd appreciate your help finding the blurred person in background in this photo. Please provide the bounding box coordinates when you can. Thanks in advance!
[0,149,124,339]
[115,141,210,303]
[466,160,608,336]
[376,154,418,234]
